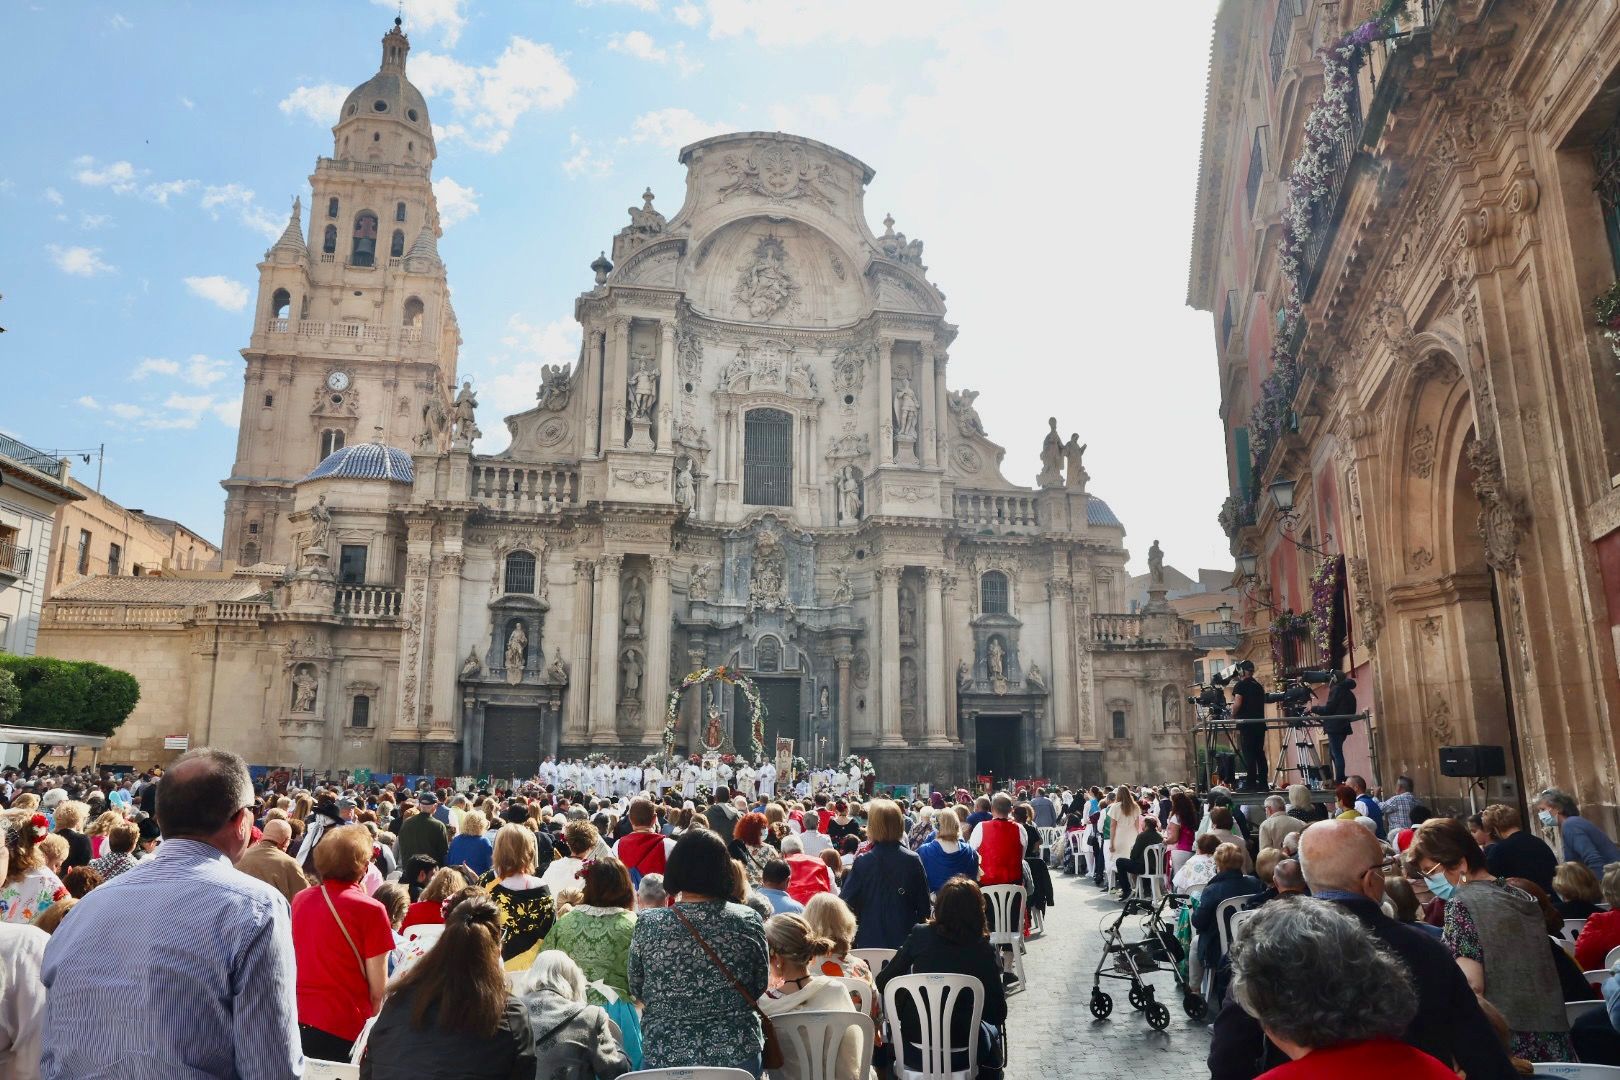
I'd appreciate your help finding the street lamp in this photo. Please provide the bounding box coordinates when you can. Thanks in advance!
[1215,601,1234,625]
[1268,478,1296,514]
[1235,552,1258,580]
[1265,476,1332,556]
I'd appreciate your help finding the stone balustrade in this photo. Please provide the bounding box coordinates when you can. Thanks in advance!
[1092,612,1194,646]
[265,319,426,349]
[472,462,580,513]
[1092,613,1144,643]
[204,601,267,622]
[44,603,190,626]
[335,585,403,618]
[954,490,1041,533]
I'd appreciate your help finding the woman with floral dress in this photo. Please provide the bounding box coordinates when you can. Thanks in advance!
[0,813,68,924]
[486,825,556,966]
[629,829,768,1076]
[542,857,642,1069]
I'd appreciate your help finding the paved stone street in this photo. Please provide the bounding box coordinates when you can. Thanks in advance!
[1005,868,1212,1080]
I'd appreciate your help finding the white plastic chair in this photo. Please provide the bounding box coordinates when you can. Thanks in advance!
[1229,907,1259,944]
[620,1070,755,1080]
[1140,844,1166,903]
[981,883,1026,993]
[1536,1064,1620,1078]
[1585,969,1610,989]
[304,1062,360,1080]
[881,973,985,1080]
[1066,830,1089,876]
[850,947,897,973]
[1038,826,1062,861]
[1606,945,1620,970]
[837,975,872,1017]
[402,923,444,949]
[1567,1000,1608,1025]
[1564,918,1588,949]
[772,1009,875,1080]
[1212,895,1250,966]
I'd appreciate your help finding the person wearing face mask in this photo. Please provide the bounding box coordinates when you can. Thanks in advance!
[1206,819,1517,1080]
[1409,816,1571,1063]
[1536,788,1620,877]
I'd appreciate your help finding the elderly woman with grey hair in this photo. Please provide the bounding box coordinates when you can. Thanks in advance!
[520,951,631,1080]
[1229,898,1460,1078]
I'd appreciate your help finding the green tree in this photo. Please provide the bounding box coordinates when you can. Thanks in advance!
[0,654,140,734]
[0,668,19,725]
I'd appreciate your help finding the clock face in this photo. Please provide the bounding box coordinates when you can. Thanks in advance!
[326,370,351,391]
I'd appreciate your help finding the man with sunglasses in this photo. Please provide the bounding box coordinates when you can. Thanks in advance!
[1207,818,1515,1080]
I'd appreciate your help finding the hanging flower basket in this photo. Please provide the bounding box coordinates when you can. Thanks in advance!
[1309,554,1345,656]
[664,665,766,759]
[1269,611,1315,675]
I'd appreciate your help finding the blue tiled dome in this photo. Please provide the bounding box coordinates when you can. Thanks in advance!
[303,442,414,483]
[1087,495,1123,528]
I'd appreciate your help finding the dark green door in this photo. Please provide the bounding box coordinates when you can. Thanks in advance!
[740,678,801,756]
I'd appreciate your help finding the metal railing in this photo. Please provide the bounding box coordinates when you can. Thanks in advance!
[0,432,65,479]
[0,540,30,578]
[335,585,403,618]
[1268,0,1302,83]
[1299,59,1366,298]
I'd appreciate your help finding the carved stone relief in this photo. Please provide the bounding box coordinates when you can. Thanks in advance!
[733,235,800,320]
[1464,437,1527,571]
[716,140,841,208]
[1409,425,1437,479]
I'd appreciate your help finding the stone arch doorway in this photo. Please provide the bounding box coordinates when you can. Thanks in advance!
[1377,344,1522,800]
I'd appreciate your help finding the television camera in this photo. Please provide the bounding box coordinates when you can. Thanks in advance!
[1270,668,1337,719]
[1188,669,1234,721]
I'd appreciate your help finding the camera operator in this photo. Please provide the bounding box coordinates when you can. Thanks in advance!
[1229,660,1268,792]
[1310,670,1357,784]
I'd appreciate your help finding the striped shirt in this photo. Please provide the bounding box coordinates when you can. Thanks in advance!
[39,838,302,1079]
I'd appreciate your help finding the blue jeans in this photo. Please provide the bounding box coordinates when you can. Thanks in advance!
[1327,732,1348,784]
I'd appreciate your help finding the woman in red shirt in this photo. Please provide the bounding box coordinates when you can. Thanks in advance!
[401,866,469,931]
[1230,895,1459,1080]
[290,824,394,1062]
[1574,863,1620,972]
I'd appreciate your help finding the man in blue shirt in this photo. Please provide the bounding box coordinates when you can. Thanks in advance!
[1539,787,1620,876]
[1348,774,1384,840]
[757,859,805,915]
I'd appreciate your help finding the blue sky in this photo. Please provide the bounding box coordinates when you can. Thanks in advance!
[0,0,1229,575]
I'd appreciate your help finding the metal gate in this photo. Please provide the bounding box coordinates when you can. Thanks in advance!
[743,408,793,506]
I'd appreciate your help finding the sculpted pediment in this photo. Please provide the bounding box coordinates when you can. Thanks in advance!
[867,262,945,315]
[614,237,685,289]
[686,218,867,327]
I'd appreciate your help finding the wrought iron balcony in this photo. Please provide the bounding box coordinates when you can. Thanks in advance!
[1193,621,1242,649]
[0,540,30,580]
[1299,64,1366,299]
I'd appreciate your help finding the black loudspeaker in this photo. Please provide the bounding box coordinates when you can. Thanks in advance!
[1215,753,1237,784]
[1439,745,1507,778]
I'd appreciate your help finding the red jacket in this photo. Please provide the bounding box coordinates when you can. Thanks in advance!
[1575,909,1620,973]
[615,830,669,883]
[976,818,1025,886]
[785,852,834,904]
[1257,1039,1459,1079]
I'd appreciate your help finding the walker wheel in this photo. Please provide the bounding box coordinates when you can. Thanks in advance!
[1146,1001,1171,1031]
[1127,986,1147,1010]
[1183,992,1207,1020]
[1089,991,1113,1019]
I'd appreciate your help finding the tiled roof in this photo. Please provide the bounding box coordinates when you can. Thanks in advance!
[304,442,415,483]
[1087,496,1123,528]
[406,226,440,263]
[52,577,268,604]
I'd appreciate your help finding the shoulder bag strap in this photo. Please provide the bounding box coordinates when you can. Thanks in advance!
[321,882,368,980]
[671,906,764,1013]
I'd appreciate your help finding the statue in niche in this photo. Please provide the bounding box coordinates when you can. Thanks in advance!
[688,560,715,602]
[786,355,815,396]
[537,363,572,411]
[505,621,528,684]
[673,457,695,510]
[621,577,645,637]
[291,666,319,713]
[898,586,917,639]
[460,648,482,680]
[628,354,659,420]
[305,494,331,549]
[747,528,792,616]
[733,234,799,320]
[1148,540,1165,585]
[1026,663,1048,692]
[819,685,830,715]
[620,648,643,701]
[957,659,973,693]
[987,637,1006,680]
[451,380,480,442]
[1038,417,1064,487]
[837,465,863,523]
[900,661,917,704]
[828,566,853,606]
[947,389,985,438]
[1064,434,1088,488]
[892,373,920,439]
[547,648,570,683]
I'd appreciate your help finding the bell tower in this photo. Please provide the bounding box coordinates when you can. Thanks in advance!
[221,20,459,569]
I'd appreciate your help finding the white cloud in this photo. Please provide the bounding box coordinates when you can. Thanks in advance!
[131,358,181,379]
[143,179,196,205]
[73,156,141,194]
[627,107,732,149]
[576,0,659,9]
[433,176,479,228]
[469,315,583,443]
[43,187,63,206]
[76,396,100,410]
[849,82,894,119]
[373,0,467,46]
[200,184,281,240]
[672,3,702,26]
[184,355,231,387]
[48,245,114,276]
[78,211,111,230]
[412,38,577,153]
[180,96,195,110]
[704,0,964,46]
[562,132,613,178]
[107,13,132,30]
[278,83,349,126]
[184,275,250,312]
[109,403,144,420]
[608,30,701,75]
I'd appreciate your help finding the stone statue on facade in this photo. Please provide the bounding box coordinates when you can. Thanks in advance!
[451,380,480,443]
[898,586,917,640]
[673,457,695,510]
[621,576,645,637]
[1026,663,1048,692]
[460,648,482,680]
[1148,539,1165,585]
[504,621,528,684]
[418,396,448,449]
[836,465,863,523]
[733,234,799,320]
[987,637,1006,680]
[892,374,920,439]
[819,685,830,715]
[620,648,643,701]
[900,662,917,703]
[688,560,715,602]
[1038,417,1064,487]
[1064,434,1088,489]
[537,363,572,411]
[291,667,318,713]
[747,528,793,617]
[306,494,331,549]
[947,388,986,438]
[547,648,570,683]
[957,658,973,693]
[828,566,853,606]
[628,354,659,420]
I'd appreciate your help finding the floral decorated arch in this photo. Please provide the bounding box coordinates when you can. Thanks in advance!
[665,665,766,759]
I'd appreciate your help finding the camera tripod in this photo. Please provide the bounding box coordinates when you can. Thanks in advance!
[1272,718,1327,790]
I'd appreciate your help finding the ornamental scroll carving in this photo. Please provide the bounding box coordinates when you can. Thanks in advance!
[1409,425,1437,479]
[1465,437,1528,571]
[716,141,841,208]
[1347,556,1383,653]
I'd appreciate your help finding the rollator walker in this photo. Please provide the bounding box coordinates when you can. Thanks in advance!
[1088,889,1206,1031]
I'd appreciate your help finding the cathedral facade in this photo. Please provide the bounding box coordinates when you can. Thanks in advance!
[39,26,1198,788]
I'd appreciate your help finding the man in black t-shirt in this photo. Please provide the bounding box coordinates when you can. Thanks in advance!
[1229,660,1268,791]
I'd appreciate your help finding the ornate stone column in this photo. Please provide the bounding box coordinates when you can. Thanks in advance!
[426,537,466,745]
[877,565,903,745]
[943,572,965,744]
[588,327,606,457]
[390,514,435,772]
[642,556,673,744]
[834,641,854,758]
[609,318,630,450]
[657,322,676,453]
[565,557,595,742]
[1047,578,1077,746]
[917,346,937,468]
[933,349,950,466]
[877,339,895,466]
[589,554,623,743]
[923,567,949,744]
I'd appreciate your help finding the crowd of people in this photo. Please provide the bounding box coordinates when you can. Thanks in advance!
[0,753,1074,1079]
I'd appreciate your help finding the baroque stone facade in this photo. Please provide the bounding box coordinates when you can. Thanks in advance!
[37,25,1198,788]
[1191,1,1620,817]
